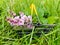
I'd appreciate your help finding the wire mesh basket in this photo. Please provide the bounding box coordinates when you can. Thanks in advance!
[16,23,56,37]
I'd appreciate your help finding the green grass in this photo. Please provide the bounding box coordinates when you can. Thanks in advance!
[0,0,60,45]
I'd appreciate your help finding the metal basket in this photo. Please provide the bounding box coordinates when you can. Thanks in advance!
[16,23,56,37]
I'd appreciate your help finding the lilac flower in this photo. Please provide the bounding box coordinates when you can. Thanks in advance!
[6,11,33,29]
[27,24,33,29]
[10,19,18,26]
[28,16,32,23]
[6,17,18,26]
[6,17,13,23]
[12,13,16,17]
[18,19,24,26]
[14,16,19,20]
[6,17,10,21]
[21,15,28,23]
[9,11,16,16]
[7,18,15,26]
[19,12,24,17]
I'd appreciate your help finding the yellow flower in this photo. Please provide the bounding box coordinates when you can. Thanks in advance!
[30,3,38,16]
[30,4,41,23]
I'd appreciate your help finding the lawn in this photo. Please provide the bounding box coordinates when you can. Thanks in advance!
[0,0,60,45]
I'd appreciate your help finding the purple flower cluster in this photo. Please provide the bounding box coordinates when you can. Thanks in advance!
[6,11,33,29]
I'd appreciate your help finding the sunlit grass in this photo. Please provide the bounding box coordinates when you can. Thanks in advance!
[0,0,60,45]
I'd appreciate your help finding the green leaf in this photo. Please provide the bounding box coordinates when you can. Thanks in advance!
[40,17,48,24]
[47,16,59,24]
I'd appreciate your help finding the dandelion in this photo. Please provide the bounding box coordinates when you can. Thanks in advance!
[30,4,40,23]
[30,3,38,16]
